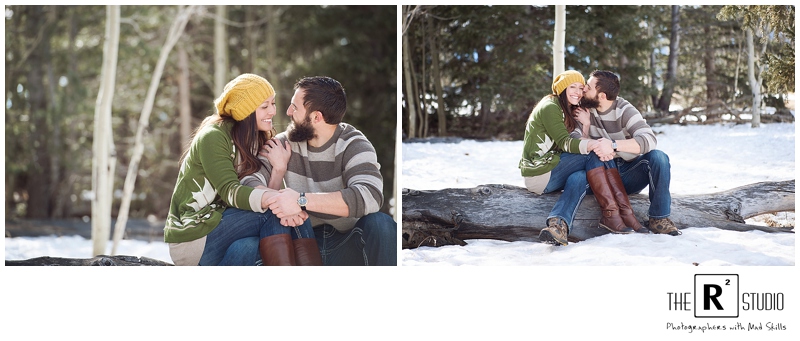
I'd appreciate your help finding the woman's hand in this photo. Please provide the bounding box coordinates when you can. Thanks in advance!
[573,107,591,127]
[280,211,309,227]
[259,139,291,172]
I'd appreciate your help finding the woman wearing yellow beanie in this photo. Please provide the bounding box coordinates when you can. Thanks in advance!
[164,73,320,265]
[519,70,638,246]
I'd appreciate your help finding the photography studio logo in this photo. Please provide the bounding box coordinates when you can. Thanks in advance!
[665,274,788,334]
[694,274,739,318]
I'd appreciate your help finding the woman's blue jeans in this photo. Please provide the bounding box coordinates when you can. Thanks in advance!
[313,212,397,266]
[197,207,313,266]
[542,152,610,232]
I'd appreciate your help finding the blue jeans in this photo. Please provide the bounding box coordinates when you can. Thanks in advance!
[197,207,314,266]
[543,152,609,232]
[313,212,397,266]
[613,150,671,218]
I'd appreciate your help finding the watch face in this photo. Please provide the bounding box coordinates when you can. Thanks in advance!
[297,196,308,206]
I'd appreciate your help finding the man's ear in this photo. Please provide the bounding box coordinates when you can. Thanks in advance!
[598,92,607,101]
[313,111,324,123]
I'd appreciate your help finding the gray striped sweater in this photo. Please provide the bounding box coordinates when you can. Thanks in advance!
[242,123,384,232]
[586,97,658,161]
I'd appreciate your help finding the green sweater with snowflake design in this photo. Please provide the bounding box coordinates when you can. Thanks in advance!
[164,121,266,243]
[519,96,589,177]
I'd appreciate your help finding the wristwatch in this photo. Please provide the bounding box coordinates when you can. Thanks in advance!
[297,192,308,211]
[611,140,618,152]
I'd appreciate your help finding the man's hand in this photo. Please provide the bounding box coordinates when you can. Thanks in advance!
[595,138,616,161]
[266,188,302,219]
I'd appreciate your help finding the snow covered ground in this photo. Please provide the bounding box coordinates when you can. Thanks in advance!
[402,122,795,266]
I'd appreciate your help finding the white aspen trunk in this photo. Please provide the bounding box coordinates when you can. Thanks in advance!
[214,5,227,95]
[111,6,195,255]
[746,29,761,128]
[553,5,566,77]
[91,5,120,257]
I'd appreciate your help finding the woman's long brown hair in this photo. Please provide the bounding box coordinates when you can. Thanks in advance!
[180,112,276,179]
[549,91,578,133]
[231,113,276,179]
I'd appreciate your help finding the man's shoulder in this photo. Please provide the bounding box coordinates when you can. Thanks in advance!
[337,122,371,141]
[335,123,377,156]
[613,97,637,112]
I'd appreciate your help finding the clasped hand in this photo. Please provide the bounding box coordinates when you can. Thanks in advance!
[266,188,306,225]
[587,138,615,162]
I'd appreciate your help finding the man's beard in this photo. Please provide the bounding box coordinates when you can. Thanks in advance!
[580,95,600,109]
[287,115,316,142]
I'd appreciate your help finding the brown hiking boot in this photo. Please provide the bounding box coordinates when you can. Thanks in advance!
[539,218,569,246]
[648,217,682,236]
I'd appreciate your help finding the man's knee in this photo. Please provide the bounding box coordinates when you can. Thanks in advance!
[646,150,670,167]
[356,212,397,239]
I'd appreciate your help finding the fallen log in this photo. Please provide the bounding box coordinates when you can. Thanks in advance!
[402,180,794,249]
[5,255,173,266]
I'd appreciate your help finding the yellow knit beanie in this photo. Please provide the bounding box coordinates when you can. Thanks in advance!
[551,70,585,95]
[214,73,275,121]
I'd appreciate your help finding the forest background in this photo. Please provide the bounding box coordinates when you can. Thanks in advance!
[4,5,397,227]
[401,5,795,140]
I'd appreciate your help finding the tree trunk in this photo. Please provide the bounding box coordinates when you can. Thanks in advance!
[419,16,428,138]
[111,6,195,255]
[657,5,680,112]
[402,6,418,139]
[214,5,228,95]
[91,5,120,256]
[402,180,794,249]
[25,6,52,219]
[745,28,761,128]
[553,5,566,77]
[429,15,446,137]
[649,20,657,111]
[703,25,718,103]
[6,255,173,266]
[178,44,192,146]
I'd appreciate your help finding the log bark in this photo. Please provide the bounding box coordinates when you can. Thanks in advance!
[402,180,794,249]
[5,255,172,266]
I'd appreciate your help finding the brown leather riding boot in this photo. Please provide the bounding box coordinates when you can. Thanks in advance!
[605,167,647,233]
[293,238,323,266]
[587,167,634,234]
[259,234,297,266]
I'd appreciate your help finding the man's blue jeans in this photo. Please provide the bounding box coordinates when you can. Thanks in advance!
[614,150,671,219]
[542,152,609,232]
[313,212,397,266]
[197,207,314,266]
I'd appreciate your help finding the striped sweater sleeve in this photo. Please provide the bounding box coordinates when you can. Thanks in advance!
[337,128,384,217]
